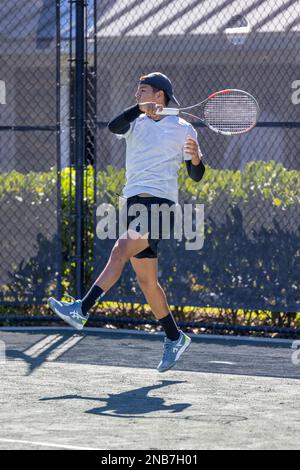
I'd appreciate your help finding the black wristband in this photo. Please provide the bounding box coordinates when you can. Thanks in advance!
[186,160,205,182]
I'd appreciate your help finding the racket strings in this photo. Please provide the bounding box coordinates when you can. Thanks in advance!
[204,92,258,133]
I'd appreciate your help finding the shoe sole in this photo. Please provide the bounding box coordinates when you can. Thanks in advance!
[48,298,84,331]
[157,335,192,373]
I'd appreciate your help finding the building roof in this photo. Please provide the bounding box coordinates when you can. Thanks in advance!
[95,0,300,37]
[0,0,299,44]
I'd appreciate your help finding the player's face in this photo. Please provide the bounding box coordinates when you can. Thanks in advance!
[135,84,157,103]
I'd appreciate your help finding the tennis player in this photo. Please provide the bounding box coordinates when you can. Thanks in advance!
[48,72,205,372]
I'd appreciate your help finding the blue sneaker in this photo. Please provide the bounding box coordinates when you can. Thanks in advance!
[157,331,191,373]
[48,296,88,331]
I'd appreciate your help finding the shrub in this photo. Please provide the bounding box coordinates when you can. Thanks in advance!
[0,161,299,311]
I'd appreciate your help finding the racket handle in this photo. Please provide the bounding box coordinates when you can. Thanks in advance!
[157,107,179,116]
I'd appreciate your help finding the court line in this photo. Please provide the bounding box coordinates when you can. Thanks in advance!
[208,361,236,365]
[24,335,62,358]
[46,335,83,362]
[0,438,100,450]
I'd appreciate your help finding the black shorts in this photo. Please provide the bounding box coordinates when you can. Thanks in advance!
[125,195,176,259]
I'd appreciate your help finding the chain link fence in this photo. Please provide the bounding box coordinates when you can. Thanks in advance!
[0,1,299,316]
[93,0,300,312]
[0,0,62,303]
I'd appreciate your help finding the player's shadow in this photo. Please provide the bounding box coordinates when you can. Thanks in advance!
[40,380,191,418]
[5,349,38,375]
[5,334,82,376]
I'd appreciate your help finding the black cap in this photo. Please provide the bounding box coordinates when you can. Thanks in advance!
[139,72,180,106]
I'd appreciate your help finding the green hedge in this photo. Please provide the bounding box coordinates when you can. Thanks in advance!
[179,160,299,207]
[1,160,299,207]
[1,161,299,298]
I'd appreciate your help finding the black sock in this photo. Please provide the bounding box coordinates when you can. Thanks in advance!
[159,313,180,341]
[81,285,105,316]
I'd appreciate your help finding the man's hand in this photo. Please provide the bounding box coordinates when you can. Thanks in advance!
[184,135,202,165]
[138,102,163,118]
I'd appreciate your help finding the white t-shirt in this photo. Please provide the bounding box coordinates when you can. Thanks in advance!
[116,114,198,203]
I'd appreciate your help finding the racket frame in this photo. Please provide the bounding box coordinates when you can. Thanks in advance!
[157,89,260,136]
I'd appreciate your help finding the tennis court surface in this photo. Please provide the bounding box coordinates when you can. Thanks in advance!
[1,327,300,450]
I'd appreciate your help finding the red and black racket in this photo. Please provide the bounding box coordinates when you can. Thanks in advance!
[157,89,260,136]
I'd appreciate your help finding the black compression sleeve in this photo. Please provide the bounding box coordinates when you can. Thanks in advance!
[108,104,142,134]
[123,104,142,121]
[185,160,205,182]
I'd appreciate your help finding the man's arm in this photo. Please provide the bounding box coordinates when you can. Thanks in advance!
[184,135,205,182]
[108,102,163,134]
[108,104,142,134]
[185,159,205,182]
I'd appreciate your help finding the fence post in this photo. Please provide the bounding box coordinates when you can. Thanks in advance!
[74,0,85,298]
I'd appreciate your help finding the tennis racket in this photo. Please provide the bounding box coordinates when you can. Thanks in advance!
[157,89,260,136]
